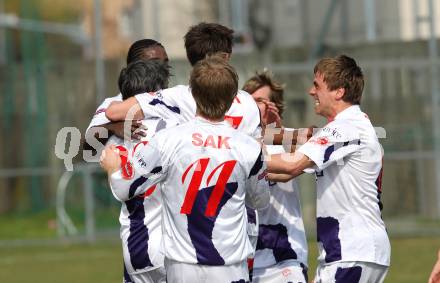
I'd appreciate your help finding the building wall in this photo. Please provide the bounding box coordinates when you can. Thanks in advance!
[82,0,216,60]
[269,0,440,48]
[139,0,216,59]
[80,0,440,60]
[81,0,134,59]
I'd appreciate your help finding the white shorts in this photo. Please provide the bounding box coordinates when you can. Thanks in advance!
[123,266,166,283]
[314,261,388,283]
[165,258,249,283]
[253,260,308,283]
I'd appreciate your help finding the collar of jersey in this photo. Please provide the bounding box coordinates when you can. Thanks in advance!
[334,105,361,121]
[194,116,229,126]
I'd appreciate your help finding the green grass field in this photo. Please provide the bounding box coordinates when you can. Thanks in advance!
[1,237,438,283]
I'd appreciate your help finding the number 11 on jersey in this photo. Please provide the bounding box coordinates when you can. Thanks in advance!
[181,158,237,217]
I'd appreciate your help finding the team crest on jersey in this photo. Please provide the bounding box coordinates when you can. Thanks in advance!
[316,137,329,145]
[310,136,329,145]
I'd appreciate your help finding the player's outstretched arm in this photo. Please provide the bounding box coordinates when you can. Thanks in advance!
[105,96,144,121]
[82,121,146,158]
[264,127,314,151]
[103,120,146,140]
[266,173,295,183]
[266,151,314,178]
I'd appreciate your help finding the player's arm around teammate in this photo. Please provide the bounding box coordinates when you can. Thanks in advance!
[102,56,272,283]
[84,39,169,155]
[267,55,390,283]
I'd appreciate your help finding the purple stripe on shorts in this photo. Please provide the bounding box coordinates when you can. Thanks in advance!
[246,206,257,224]
[335,266,362,283]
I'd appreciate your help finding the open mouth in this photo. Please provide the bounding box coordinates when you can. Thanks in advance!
[314,98,320,106]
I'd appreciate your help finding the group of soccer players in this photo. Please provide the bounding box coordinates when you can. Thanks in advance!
[86,22,390,283]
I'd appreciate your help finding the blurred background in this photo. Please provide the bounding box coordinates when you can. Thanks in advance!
[0,0,440,282]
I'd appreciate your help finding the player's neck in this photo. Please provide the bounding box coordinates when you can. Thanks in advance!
[326,102,353,122]
[196,112,225,123]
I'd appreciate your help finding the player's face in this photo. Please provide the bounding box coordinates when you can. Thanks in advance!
[309,72,338,120]
[251,85,271,114]
[142,46,169,64]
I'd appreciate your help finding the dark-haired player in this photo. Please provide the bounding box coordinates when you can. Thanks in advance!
[84,39,169,152]
[107,59,174,283]
[105,22,261,138]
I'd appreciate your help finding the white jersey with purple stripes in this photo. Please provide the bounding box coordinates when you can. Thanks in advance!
[135,85,262,139]
[86,94,122,133]
[254,145,308,271]
[106,118,178,275]
[298,105,390,266]
[109,117,270,266]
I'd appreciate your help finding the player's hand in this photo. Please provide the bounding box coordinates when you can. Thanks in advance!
[100,145,122,174]
[130,120,148,140]
[260,101,281,128]
[109,120,147,140]
[266,173,294,183]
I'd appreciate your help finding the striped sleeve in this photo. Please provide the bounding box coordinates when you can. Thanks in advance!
[298,122,360,171]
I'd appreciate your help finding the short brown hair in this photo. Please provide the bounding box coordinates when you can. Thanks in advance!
[184,22,234,66]
[242,70,285,117]
[190,57,238,120]
[314,55,364,105]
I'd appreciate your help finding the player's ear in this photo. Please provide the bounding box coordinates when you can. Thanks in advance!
[335,87,345,100]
